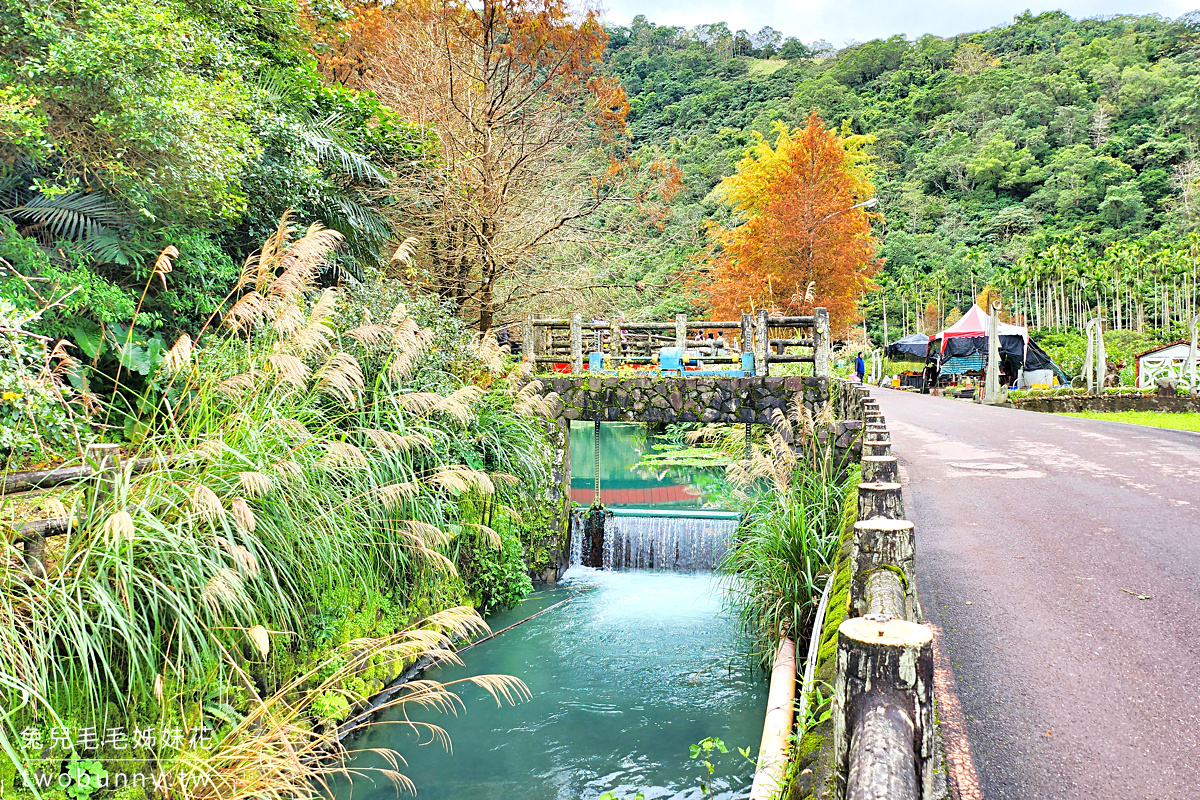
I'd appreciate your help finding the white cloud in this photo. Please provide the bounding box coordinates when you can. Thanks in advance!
[600,0,1196,47]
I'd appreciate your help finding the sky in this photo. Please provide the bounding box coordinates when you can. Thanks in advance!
[599,0,1198,47]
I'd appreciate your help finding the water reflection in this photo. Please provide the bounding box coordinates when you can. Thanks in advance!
[570,423,731,509]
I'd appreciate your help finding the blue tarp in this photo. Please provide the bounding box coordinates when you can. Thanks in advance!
[939,352,985,375]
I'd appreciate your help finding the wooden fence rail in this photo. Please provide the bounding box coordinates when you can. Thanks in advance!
[3,444,167,577]
[828,382,937,800]
[523,309,830,378]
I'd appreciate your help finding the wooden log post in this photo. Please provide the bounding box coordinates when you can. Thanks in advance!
[21,528,47,579]
[849,386,867,420]
[570,313,583,374]
[522,319,535,363]
[755,309,770,377]
[814,307,831,378]
[833,617,935,800]
[862,439,892,458]
[675,313,687,355]
[86,443,121,507]
[861,455,898,484]
[864,428,889,444]
[858,480,904,521]
[741,313,753,358]
[611,319,622,360]
[850,518,916,619]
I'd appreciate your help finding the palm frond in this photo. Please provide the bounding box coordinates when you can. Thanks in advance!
[4,191,130,246]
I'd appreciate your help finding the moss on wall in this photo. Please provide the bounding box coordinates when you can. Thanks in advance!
[789,481,858,800]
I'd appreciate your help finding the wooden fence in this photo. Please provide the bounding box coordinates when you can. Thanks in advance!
[5,444,163,577]
[831,383,937,800]
[521,309,831,377]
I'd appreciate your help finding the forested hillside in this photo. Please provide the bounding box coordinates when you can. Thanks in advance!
[602,11,1200,342]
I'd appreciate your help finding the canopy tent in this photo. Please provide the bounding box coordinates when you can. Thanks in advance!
[935,305,1027,355]
[930,305,1067,383]
[885,333,933,360]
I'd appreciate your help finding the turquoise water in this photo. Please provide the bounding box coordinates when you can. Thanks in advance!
[333,569,765,800]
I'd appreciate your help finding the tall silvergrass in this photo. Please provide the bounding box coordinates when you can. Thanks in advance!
[162,607,529,800]
[1,215,546,796]
[709,396,855,667]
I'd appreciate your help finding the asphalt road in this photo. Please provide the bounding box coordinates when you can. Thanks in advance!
[872,389,1200,800]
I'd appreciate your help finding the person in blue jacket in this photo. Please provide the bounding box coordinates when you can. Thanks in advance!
[855,352,866,382]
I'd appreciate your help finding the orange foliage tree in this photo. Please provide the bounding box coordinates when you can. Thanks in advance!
[311,0,640,331]
[701,111,880,333]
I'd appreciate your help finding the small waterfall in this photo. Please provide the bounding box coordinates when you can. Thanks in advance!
[570,509,584,566]
[569,508,738,572]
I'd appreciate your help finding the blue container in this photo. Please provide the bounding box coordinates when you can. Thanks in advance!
[658,347,683,372]
[740,351,755,374]
[588,351,604,372]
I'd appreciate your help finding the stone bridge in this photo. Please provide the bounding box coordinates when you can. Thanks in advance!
[516,308,867,582]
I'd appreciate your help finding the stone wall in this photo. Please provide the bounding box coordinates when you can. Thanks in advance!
[539,374,829,425]
[1010,393,1200,414]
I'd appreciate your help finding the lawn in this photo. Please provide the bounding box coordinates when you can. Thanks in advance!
[1059,411,1200,432]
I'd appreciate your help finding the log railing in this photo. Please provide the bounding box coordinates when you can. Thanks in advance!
[522,309,830,377]
[830,382,938,800]
[6,444,145,577]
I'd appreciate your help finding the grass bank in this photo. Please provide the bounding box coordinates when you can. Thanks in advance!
[1058,410,1200,432]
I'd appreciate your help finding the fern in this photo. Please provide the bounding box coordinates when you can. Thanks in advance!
[3,191,130,246]
[301,115,389,184]
[314,195,394,275]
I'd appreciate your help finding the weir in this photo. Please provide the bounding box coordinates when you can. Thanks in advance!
[522,309,840,569]
[570,507,740,572]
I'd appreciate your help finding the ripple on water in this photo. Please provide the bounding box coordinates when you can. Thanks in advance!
[332,570,766,800]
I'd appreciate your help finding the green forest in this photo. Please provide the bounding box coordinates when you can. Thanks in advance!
[601,11,1200,353]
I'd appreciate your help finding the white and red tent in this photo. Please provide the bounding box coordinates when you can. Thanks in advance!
[933,304,1028,354]
[929,305,1064,382]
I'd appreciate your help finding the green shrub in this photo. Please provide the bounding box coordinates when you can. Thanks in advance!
[456,515,534,613]
[0,299,84,459]
[1032,328,1167,386]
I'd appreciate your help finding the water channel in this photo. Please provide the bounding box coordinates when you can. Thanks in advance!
[334,424,763,800]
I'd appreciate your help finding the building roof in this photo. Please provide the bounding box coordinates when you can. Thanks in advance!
[1135,340,1191,360]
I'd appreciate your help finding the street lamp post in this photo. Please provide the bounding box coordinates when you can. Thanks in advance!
[822,197,878,222]
[821,197,878,349]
